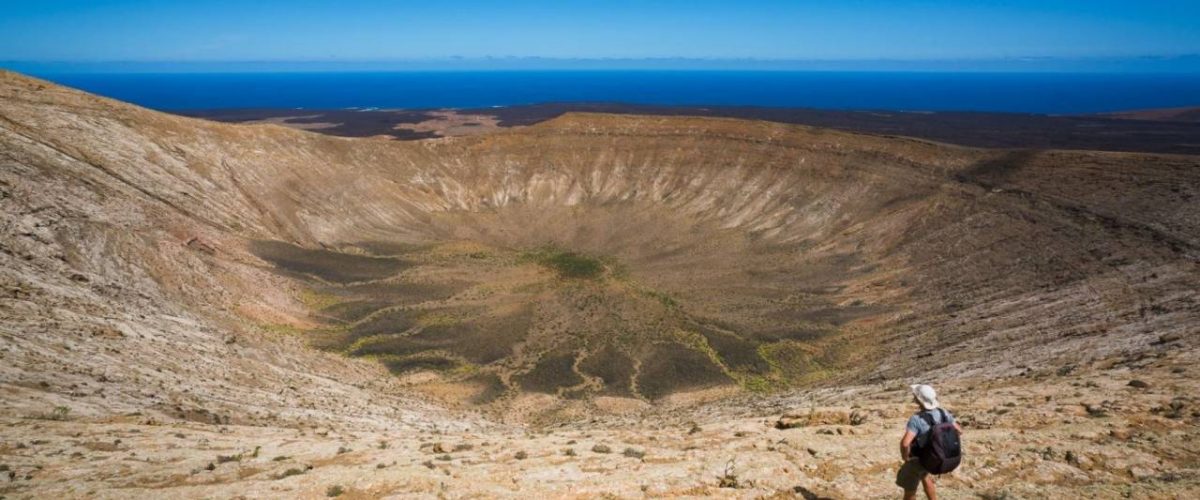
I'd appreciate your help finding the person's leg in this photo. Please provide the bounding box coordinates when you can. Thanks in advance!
[897,460,923,499]
[921,474,937,500]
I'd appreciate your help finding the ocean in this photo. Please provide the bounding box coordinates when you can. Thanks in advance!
[25,71,1200,114]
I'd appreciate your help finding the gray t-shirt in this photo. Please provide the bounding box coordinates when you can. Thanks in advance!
[906,409,955,448]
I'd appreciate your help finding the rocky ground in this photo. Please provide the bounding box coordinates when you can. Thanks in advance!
[2,341,1197,499]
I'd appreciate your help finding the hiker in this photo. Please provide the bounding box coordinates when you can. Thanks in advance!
[897,384,963,500]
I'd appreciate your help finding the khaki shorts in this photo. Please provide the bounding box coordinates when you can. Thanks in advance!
[896,459,929,490]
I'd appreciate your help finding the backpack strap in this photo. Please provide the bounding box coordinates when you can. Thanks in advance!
[914,411,936,454]
[937,408,948,423]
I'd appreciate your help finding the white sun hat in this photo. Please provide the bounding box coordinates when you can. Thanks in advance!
[911,384,940,410]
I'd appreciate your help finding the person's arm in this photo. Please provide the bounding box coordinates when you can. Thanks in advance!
[947,412,963,434]
[900,430,916,462]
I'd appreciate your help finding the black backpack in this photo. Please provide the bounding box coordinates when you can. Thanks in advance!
[914,409,962,474]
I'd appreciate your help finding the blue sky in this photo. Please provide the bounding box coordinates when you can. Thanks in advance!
[1,1,1198,66]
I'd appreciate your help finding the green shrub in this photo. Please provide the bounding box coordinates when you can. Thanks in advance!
[276,468,305,480]
[718,459,739,488]
[528,248,606,279]
[216,454,241,464]
[31,406,71,421]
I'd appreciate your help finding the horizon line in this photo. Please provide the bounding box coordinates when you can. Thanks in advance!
[4,54,1200,75]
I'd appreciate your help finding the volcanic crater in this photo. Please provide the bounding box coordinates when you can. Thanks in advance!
[2,70,1197,423]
